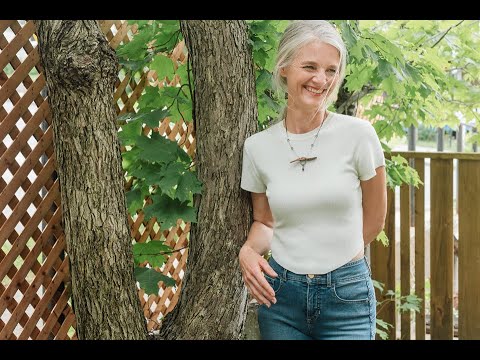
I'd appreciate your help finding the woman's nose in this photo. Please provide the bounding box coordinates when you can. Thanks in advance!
[312,70,327,85]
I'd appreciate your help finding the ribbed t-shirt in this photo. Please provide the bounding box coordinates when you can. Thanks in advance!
[241,112,385,274]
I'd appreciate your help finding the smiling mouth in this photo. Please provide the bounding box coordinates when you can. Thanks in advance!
[305,86,326,95]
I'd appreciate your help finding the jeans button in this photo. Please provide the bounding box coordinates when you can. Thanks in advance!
[307,274,315,279]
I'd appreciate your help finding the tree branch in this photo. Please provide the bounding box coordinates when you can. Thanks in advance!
[337,84,377,114]
[431,20,465,48]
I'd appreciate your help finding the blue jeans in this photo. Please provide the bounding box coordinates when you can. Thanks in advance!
[258,256,376,340]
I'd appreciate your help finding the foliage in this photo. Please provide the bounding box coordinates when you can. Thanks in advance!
[373,280,422,340]
[417,123,438,142]
[341,20,479,131]
[375,230,389,247]
[385,155,423,189]
[247,19,479,187]
[116,20,199,294]
[116,20,479,295]
[247,21,289,130]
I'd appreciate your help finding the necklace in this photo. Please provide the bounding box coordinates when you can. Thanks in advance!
[285,111,329,172]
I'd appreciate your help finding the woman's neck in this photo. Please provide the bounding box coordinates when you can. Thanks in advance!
[285,106,328,134]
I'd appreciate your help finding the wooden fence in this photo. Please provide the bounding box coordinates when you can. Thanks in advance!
[371,151,480,339]
[2,20,479,340]
[0,20,193,340]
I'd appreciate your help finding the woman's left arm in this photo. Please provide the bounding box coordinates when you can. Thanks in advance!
[360,166,387,246]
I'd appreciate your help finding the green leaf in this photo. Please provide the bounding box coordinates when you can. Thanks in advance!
[134,267,176,295]
[376,58,393,79]
[144,194,197,229]
[376,318,393,331]
[376,318,393,339]
[339,21,358,49]
[157,162,185,194]
[376,327,389,340]
[254,48,268,68]
[376,230,389,247]
[133,241,171,268]
[177,146,192,164]
[130,160,163,183]
[391,155,408,165]
[152,21,180,52]
[150,54,175,81]
[256,69,272,92]
[118,120,142,146]
[385,290,396,296]
[121,147,142,172]
[140,109,170,128]
[156,86,192,123]
[175,170,203,202]
[126,188,144,215]
[176,63,189,84]
[372,279,385,293]
[117,27,153,61]
[137,86,163,110]
[171,91,192,122]
[136,132,180,164]
[119,109,170,129]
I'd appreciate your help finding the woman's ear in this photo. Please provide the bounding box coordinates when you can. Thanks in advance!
[280,66,287,77]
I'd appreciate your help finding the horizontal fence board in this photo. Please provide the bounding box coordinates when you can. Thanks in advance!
[391,151,480,161]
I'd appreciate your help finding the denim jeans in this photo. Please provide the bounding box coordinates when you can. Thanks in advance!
[258,256,376,340]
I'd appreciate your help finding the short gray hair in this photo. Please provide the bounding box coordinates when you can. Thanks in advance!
[273,20,347,108]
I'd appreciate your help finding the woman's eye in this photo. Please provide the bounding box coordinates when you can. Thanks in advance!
[303,66,315,70]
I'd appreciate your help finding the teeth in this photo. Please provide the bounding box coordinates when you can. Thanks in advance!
[306,86,324,94]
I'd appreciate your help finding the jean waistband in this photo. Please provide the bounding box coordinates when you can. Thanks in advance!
[268,256,371,286]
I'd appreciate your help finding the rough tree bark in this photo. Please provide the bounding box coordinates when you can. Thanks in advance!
[158,20,258,339]
[34,20,148,340]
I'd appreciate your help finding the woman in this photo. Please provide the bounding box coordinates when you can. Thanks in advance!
[239,20,387,340]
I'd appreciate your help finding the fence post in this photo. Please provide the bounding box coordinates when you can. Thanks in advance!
[437,127,444,151]
[472,127,478,153]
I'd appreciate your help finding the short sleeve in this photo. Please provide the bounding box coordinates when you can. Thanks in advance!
[241,142,267,193]
[355,123,386,181]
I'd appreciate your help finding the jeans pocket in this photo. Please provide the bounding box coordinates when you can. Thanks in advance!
[264,274,283,294]
[333,277,370,303]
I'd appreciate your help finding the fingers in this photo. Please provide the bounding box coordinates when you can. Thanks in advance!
[238,248,278,307]
[252,275,277,306]
[242,271,277,307]
[260,258,278,278]
[247,283,273,307]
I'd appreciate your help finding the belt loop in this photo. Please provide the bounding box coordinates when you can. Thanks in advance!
[283,267,288,281]
[327,271,332,287]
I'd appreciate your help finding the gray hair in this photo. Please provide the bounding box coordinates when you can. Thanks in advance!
[273,20,347,109]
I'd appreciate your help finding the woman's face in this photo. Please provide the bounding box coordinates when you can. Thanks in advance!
[280,40,340,111]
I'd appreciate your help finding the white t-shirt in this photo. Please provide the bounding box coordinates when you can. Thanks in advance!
[241,112,385,274]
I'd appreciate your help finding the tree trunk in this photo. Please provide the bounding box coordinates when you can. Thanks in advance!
[34,20,148,340]
[158,20,258,339]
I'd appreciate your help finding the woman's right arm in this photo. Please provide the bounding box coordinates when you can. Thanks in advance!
[239,192,278,307]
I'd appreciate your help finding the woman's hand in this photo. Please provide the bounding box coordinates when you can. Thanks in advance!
[239,245,278,307]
